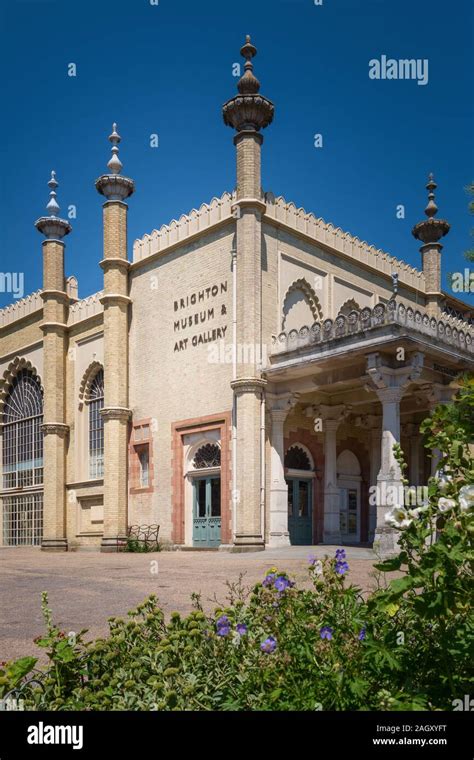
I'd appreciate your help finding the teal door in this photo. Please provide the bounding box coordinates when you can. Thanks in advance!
[193,477,221,547]
[286,478,313,545]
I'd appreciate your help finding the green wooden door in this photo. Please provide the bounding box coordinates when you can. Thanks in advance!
[287,478,313,545]
[193,476,221,547]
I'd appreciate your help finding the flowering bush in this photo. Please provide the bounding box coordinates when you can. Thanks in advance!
[1,379,472,711]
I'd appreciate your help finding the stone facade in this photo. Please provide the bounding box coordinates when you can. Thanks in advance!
[0,39,473,555]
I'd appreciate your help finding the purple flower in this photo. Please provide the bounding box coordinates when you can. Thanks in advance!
[236,623,247,636]
[335,548,346,560]
[335,561,349,575]
[358,628,366,641]
[320,626,333,641]
[216,615,231,637]
[260,636,277,653]
[308,554,316,565]
[274,576,290,593]
[262,573,276,588]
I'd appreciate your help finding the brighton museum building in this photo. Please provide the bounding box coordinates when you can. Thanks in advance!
[0,37,473,555]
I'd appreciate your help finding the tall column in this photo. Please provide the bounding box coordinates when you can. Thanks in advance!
[405,423,421,486]
[223,37,274,550]
[267,393,298,547]
[36,172,72,551]
[95,125,134,552]
[368,420,381,542]
[315,404,350,544]
[412,174,449,317]
[367,351,424,555]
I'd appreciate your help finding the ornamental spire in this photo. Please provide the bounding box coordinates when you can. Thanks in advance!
[107,123,123,175]
[35,171,72,240]
[45,171,60,216]
[412,173,450,246]
[223,35,274,132]
[95,122,135,201]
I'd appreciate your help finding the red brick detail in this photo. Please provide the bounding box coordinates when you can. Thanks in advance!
[171,412,232,545]
[284,429,325,544]
[129,418,154,495]
[336,437,370,544]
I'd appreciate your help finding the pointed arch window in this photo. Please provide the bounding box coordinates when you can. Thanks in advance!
[89,369,104,478]
[2,369,44,489]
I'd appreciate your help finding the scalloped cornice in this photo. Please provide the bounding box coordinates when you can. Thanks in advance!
[0,290,43,329]
[264,192,426,292]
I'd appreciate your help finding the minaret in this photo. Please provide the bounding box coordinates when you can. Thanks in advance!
[412,174,450,316]
[223,36,274,549]
[36,172,72,551]
[95,124,134,552]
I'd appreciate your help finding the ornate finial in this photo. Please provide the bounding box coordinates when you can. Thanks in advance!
[223,35,274,132]
[35,171,72,240]
[424,173,438,218]
[391,272,399,297]
[237,34,260,95]
[107,123,123,175]
[412,173,450,245]
[45,170,60,216]
[95,123,135,201]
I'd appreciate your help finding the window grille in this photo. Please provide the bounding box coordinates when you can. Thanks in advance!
[285,445,312,471]
[2,492,43,546]
[2,370,44,490]
[89,370,104,478]
[192,443,221,469]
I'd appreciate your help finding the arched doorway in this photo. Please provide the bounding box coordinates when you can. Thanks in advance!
[337,450,361,543]
[189,442,221,548]
[285,444,315,545]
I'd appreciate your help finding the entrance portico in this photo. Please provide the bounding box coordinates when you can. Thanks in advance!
[265,300,474,554]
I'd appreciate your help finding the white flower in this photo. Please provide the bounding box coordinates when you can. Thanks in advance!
[408,505,429,519]
[459,485,474,512]
[436,471,452,493]
[438,497,456,513]
[385,506,413,530]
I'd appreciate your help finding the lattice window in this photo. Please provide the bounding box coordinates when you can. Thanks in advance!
[192,443,221,469]
[2,370,44,490]
[89,369,104,479]
[285,445,312,471]
[2,493,43,546]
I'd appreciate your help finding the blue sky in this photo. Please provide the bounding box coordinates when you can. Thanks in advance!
[1,0,473,308]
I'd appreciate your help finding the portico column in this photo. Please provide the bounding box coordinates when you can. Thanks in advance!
[369,425,381,541]
[267,393,298,547]
[367,351,424,556]
[315,404,350,544]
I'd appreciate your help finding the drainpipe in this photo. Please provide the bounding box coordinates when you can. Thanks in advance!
[231,246,238,542]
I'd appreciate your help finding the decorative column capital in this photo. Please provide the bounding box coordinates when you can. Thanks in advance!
[41,422,69,438]
[366,351,424,400]
[311,403,351,431]
[231,377,267,396]
[100,406,132,421]
[267,392,299,419]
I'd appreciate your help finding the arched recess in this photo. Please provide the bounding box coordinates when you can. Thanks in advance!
[282,278,323,332]
[338,299,361,317]
[0,356,43,416]
[336,449,362,542]
[336,449,361,477]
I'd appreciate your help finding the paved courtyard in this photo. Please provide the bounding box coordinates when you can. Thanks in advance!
[0,546,378,663]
